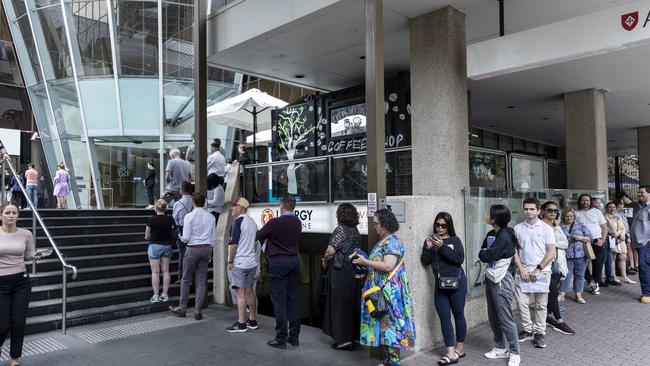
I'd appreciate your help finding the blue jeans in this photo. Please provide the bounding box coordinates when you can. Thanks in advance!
[25,185,38,208]
[605,250,616,282]
[637,245,650,296]
[268,256,301,343]
[560,257,588,294]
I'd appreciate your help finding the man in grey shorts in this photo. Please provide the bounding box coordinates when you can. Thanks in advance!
[225,197,260,333]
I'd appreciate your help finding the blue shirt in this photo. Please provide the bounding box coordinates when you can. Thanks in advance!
[172,195,193,226]
[181,207,216,246]
[560,221,593,259]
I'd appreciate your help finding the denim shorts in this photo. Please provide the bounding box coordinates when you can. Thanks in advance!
[148,244,172,259]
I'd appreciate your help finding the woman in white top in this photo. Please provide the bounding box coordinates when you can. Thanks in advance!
[540,201,574,335]
[206,173,225,225]
[0,203,48,366]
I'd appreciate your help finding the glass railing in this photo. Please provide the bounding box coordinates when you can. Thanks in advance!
[242,147,412,204]
[463,187,606,297]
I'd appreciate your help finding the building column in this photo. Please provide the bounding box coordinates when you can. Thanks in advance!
[638,127,650,185]
[406,6,473,351]
[564,88,608,191]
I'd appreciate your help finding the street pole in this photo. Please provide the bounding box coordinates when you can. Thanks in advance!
[194,0,207,197]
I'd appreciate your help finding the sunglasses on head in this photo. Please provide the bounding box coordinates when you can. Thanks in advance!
[545,208,559,214]
[435,223,448,229]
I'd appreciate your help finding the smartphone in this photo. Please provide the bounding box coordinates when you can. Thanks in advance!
[432,233,442,241]
[39,248,53,257]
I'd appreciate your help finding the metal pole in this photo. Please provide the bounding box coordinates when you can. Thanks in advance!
[252,107,257,163]
[1,160,5,205]
[365,0,386,250]
[194,0,207,196]
[498,0,505,37]
[32,213,37,275]
[62,269,67,334]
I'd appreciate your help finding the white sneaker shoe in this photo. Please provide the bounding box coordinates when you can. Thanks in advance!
[484,348,509,359]
[508,354,521,366]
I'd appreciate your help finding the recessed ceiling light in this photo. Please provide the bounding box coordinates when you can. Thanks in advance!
[488,124,495,127]
[294,74,305,79]
[507,106,516,109]
[359,56,366,60]
[542,117,549,120]
[610,139,617,143]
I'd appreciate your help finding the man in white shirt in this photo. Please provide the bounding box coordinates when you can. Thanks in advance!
[169,192,215,320]
[207,139,226,177]
[575,194,608,294]
[514,197,556,349]
[225,197,260,333]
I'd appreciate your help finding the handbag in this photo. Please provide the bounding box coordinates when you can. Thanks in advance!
[362,259,403,319]
[607,235,620,253]
[434,244,461,290]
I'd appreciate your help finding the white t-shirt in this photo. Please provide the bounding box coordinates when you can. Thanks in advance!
[514,220,556,272]
[576,208,606,239]
[229,214,259,269]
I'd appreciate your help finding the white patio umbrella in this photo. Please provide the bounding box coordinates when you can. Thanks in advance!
[207,88,288,160]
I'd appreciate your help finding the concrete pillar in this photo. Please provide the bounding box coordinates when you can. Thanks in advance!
[407,6,477,351]
[564,88,608,191]
[638,127,650,185]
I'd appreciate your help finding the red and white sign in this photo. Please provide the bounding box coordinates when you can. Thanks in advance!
[261,208,274,225]
[622,11,639,31]
[248,203,369,235]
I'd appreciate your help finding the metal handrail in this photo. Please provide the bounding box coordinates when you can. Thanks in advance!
[1,156,78,334]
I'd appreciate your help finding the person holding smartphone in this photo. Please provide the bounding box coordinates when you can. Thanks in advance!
[420,212,466,365]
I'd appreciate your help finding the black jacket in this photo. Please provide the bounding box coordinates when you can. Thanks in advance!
[478,228,517,272]
[420,236,464,276]
[144,168,156,187]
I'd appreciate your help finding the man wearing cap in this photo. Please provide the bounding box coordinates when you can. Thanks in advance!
[225,197,260,332]
[256,195,302,349]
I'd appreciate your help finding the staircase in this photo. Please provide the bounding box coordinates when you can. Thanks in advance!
[18,209,213,334]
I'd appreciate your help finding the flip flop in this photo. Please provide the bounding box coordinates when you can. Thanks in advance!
[438,355,459,365]
[455,351,466,358]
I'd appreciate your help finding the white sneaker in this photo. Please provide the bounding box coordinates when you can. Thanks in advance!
[484,348,509,359]
[508,354,521,366]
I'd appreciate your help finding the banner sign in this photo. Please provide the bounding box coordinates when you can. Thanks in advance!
[248,203,369,235]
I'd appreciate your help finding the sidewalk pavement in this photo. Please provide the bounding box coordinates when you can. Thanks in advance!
[3,275,648,366]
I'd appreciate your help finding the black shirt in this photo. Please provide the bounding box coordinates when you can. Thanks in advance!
[420,236,464,276]
[147,215,175,245]
[256,214,301,260]
[145,168,156,187]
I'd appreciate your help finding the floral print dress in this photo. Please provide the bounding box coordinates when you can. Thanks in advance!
[360,234,416,351]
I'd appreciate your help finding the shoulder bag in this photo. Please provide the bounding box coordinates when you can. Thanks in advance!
[573,223,596,260]
[362,259,402,319]
[605,220,621,253]
[435,243,461,290]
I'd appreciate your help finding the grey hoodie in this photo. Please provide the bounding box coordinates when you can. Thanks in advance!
[631,200,650,249]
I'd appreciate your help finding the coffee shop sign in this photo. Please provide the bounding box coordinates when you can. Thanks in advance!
[325,134,404,153]
[250,204,369,234]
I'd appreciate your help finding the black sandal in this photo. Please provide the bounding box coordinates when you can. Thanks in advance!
[455,351,466,358]
[437,355,459,365]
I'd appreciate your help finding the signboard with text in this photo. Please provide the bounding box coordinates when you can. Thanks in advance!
[248,203,369,235]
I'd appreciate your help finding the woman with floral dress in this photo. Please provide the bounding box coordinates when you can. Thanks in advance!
[353,209,416,366]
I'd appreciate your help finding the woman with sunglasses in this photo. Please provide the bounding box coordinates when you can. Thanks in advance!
[353,209,415,366]
[540,201,574,335]
[420,212,466,365]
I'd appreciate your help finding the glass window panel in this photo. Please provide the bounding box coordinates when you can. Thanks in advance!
[0,85,31,130]
[78,78,120,135]
[271,160,328,202]
[0,41,23,85]
[332,156,366,201]
[548,162,567,189]
[498,134,512,151]
[120,77,159,135]
[36,6,74,79]
[469,149,507,192]
[162,0,193,79]
[68,0,114,76]
[387,150,411,196]
[115,0,158,76]
[10,0,28,17]
[511,155,545,192]
[482,130,498,149]
[330,103,366,137]
[14,15,41,84]
[48,78,84,137]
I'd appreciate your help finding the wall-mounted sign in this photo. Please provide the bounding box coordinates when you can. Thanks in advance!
[367,192,377,217]
[248,203,369,235]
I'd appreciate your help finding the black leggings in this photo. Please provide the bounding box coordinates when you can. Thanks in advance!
[547,273,562,320]
[434,271,468,347]
[0,272,31,359]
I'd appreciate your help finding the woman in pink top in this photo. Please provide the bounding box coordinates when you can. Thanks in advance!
[53,162,70,209]
[0,203,47,366]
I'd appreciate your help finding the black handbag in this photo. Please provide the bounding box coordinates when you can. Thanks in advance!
[434,244,461,290]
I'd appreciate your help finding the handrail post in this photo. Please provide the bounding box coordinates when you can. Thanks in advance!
[62,268,67,334]
[32,213,37,275]
[1,160,5,205]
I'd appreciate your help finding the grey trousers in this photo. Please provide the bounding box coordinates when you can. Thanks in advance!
[179,246,212,312]
[485,272,520,355]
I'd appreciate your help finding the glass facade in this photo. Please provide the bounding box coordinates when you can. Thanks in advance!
[2,0,239,207]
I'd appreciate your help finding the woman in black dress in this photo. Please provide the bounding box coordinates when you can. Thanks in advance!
[144,162,156,209]
[321,203,361,350]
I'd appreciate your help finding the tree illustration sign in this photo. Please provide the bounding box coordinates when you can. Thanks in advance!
[272,103,316,194]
